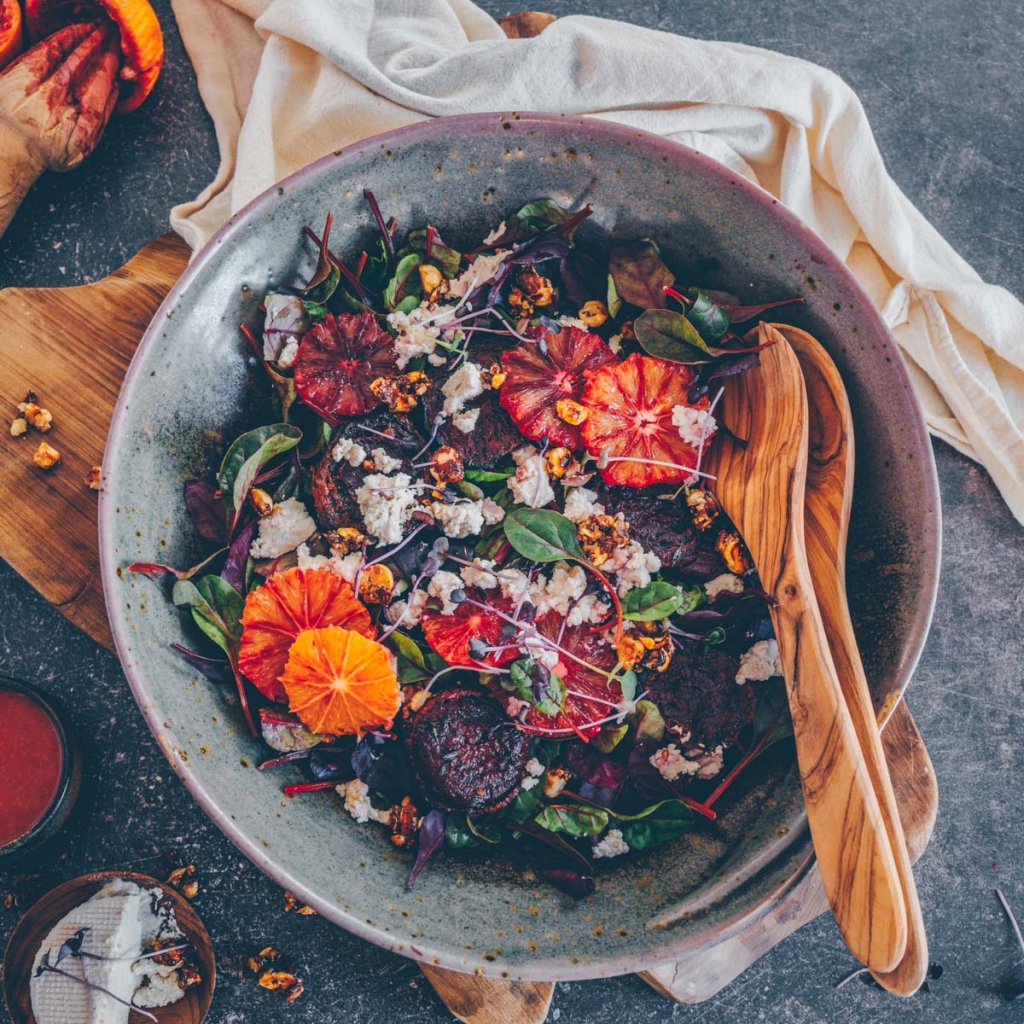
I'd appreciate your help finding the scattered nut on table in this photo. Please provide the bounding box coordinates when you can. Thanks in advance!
[32,442,60,469]
[85,466,102,490]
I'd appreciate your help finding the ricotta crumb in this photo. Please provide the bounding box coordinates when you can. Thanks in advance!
[607,333,623,355]
[387,303,457,369]
[592,828,630,859]
[250,497,316,559]
[430,499,486,538]
[697,745,725,779]
[442,362,485,417]
[296,544,362,585]
[556,315,587,329]
[609,540,662,595]
[525,758,545,777]
[531,563,587,616]
[332,438,367,466]
[386,588,429,628]
[671,404,718,448]
[509,445,555,508]
[427,570,464,615]
[452,406,481,433]
[336,778,390,824]
[481,221,506,246]
[736,639,782,685]
[460,559,499,589]
[521,776,540,791]
[705,573,744,599]
[649,744,702,781]
[498,568,532,603]
[447,251,507,298]
[563,485,605,523]
[371,448,402,473]
[481,497,506,525]
[522,634,560,670]
[355,472,418,545]
[566,593,607,628]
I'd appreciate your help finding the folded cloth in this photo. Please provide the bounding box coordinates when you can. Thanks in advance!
[169,0,1024,523]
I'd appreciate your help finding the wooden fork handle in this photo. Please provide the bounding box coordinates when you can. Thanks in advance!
[770,540,908,971]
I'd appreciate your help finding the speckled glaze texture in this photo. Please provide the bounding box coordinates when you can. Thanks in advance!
[98,112,939,981]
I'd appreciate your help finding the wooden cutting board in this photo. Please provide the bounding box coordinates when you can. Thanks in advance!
[0,229,938,1022]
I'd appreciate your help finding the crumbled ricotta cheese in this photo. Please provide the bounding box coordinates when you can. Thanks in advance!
[336,778,390,824]
[250,497,316,559]
[509,445,555,508]
[481,221,506,246]
[460,559,499,590]
[387,303,457,369]
[355,472,418,545]
[566,593,608,628]
[697,745,725,780]
[386,588,429,628]
[705,573,745,600]
[506,696,531,717]
[522,633,560,670]
[563,485,605,522]
[441,362,485,417]
[481,497,506,525]
[427,570,464,615]
[333,438,367,466]
[592,828,630,859]
[649,744,702,781]
[430,499,486,538]
[498,568,532,604]
[525,758,545,777]
[296,544,363,586]
[447,251,507,298]
[672,404,718,448]
[609,540,662,595]
[607,333,623,355]
[452,406,481,433]
[556,315,587,329]
[736,639,783,685]
[521,776,540,791]
[371,448,402,473]
[531,563,587,616]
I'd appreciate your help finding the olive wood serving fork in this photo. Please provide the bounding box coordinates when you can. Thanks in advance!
[703,328,908,972]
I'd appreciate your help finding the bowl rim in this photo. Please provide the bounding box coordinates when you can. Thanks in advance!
[99,110,941,980]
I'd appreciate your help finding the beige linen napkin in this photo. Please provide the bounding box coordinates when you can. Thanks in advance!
[170,0,1024,523]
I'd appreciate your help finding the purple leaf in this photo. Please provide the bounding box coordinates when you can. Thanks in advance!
[608,240,674,310]
[352,733,413,802]
[507,233,572,266]
[566,742,629,790]
[408,809,446,889]
[259,707,323,753]
[718,297,803,323]
[577,781,622,809]
[171,644,231,684]
[628,742,674,801]
[184,480,228,544]
[541,866,596,899]
[707,351,761,380]
[222,518,259,593]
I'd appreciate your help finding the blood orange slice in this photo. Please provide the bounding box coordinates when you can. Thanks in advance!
[499,326,617,448]
[581,352,711,488]
[521,613,621,739]
[280,625,400,736]
[420,591,518,669]
[0,0,23,71]
[239,567,374,703]
[294,312,397,423]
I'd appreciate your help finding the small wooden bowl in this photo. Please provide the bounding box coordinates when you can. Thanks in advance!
[2,871,215,1024]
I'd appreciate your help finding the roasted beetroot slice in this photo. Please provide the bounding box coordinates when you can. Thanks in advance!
[310,410,423,532]
[599,485,698,568]
[408,689,529,811]
[420,590,518,669]
[499,326,618,448]
[643,642,755,749]
[515,613,620,739]
[581,352,711,488]
[294,312,397,423]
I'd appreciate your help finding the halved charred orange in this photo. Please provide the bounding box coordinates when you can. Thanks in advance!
[25,0,163,113]
[0,0,24,71]
[239,567,375,703]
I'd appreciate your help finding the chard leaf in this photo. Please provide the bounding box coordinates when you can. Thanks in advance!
[608,239,674,310]
[221,519,258,594]
[506,783,543,824]
[425,225,463,278]
[629,700,666,745]
[622,581,685,621]
[615,799,693,851]
[616,669,637,704]
[184,480,228,544]
[384,253,423,312]
[465,467,515,483]
[384,630,442,684]
[259,707,324,752]
[534,803,609,838]
[172,575,242,658]
[466,815,503,844]
[686,289,731,343]
[718,296,803,323]
[503,508,584,563]
[606,273,622,318]
[217,424,303,526]
[170,643,231,685]
[262,293,310,363]
[444,815,480,849]
[634,309,713,363]
[483,198,576,247]
[592,722,629,753]
[128,546,225,583]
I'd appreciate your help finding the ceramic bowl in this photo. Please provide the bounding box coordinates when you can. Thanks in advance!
[99,112,940,980]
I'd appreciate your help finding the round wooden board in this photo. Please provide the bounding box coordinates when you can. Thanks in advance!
[3,870,215,1024]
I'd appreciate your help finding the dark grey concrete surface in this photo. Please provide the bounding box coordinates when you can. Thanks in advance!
[1,1,1023,1022]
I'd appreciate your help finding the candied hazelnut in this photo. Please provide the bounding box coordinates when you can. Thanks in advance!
[165,863,199,900]
[716,529,752,574]
[371,371,430,413]
[555,398,588,426]
[359,564,394,604]
[507,286,533,316]
[543,767,571,799]
[576,513,631,568]
[429,444,464,485]
[617,630,672,673]
[686,487,721,531]
[516,265,555,308]
[10,418,27,437]
[327,526,367,555]
[620,320,636,341]
[283,890,317,915]
[389,795,421,847]
[481,362,506,389]
[21,402,52,432]
[578,300,609,328]
[543,447,573,480]
[32,442,60,469]
[84,465,102,490]
[418,263,444,300]
[249,487,274,517]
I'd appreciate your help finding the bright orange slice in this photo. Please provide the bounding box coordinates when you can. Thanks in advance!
[239,567,374,703]
[280,625,400,736]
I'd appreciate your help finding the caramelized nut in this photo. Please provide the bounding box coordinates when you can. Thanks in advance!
[359,563,394,605]
[576,513,630,568]
[327,526,367,555]
[418,263,444,300]
[716,529,752,574]
[388,795,421,847]
[250,487,274,516]
[543,446,573,480]
[555,398,588,426]
[84,466,101,490]
[578,300,609,328]
[686,487,721,531]
[10,417,27,437]
[543,767,571,799]
[370,371,430,413]
[21,402,52,432]
[429,444,464,485]
[32,442,60,469]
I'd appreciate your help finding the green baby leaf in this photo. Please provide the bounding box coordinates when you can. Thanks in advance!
[503,508,584,563]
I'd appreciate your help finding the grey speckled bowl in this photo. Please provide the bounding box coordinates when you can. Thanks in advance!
[99,112,940,980]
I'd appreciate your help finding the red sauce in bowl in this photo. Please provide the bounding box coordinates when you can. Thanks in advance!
[0,687,65,847]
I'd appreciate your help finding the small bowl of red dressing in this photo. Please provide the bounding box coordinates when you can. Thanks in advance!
[0,677,81,859]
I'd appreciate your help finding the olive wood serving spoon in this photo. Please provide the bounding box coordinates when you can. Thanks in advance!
[775,323,929,994]
[703,329,907,972]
